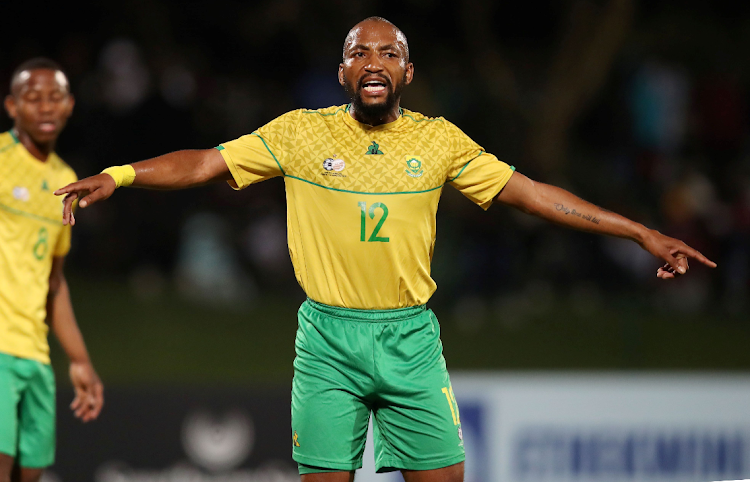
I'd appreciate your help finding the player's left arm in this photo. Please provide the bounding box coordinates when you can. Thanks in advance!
[47,255,104,422]
[495,172,717,279]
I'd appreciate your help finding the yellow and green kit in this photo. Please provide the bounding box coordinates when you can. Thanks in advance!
[217,105,514,473]
[0,130,77,467]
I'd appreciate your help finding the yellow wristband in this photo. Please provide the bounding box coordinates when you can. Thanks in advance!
[101,165,136,188]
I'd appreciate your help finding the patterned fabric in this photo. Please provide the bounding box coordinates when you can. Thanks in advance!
[0,131,77,363]
[219,105,514,309]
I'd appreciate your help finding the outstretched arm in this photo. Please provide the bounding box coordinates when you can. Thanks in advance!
[48,256,104,422]
[54,148,231,225]
[495,172,717,279]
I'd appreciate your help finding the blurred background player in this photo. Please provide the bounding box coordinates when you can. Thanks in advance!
[54,18,715,482]
[0,58,104,482]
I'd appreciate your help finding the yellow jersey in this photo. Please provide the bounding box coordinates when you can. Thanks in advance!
[218,105,514,309]
[0,131,77,363]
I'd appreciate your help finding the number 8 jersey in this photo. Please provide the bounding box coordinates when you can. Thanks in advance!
[217,105,515,309]
[0,131,77,363]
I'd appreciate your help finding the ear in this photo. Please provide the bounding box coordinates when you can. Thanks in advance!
[404,62,414,86]
[4,95,16,119]
[338,64,345,86]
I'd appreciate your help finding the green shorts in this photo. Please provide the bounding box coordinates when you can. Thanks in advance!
[0,351,56,468]
[292,299,465,474]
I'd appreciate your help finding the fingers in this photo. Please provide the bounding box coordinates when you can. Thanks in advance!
[658,245,717,281]
[69,362,104,422]
[70,382,104,422]
[56,174,117,224]
[86,382,104,421]
[78,186,108,208]
[70,392,82,411]
[675,245,717,269]
[662,252,688,275]
[61,192,78,226]
[657,264,678,279]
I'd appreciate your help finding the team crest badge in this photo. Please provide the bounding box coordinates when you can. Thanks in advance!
[404,156,424,178]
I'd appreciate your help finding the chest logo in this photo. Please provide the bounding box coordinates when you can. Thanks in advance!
[12,186,30,202]
[404,156,424,178]
[365,141,383,155]
[323,157,346,172]
[321,156,347,178]
[41,180,50,191]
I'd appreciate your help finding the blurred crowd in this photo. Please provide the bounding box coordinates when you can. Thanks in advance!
[1,0,748,321]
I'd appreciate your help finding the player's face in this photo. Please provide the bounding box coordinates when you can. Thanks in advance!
[339,22,413,117]
[4,69,74,145]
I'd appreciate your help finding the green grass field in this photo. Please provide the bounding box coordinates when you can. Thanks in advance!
[50,276,750,386]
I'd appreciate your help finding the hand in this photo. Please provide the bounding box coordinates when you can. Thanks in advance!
[639,229,717,280]
[54,174,117,226]
[69,361,104,422]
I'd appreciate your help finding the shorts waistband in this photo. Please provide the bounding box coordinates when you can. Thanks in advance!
[304,298,426,322]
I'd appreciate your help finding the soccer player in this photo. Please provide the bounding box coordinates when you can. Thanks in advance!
[55,18,715,482]
[1,58,104,482]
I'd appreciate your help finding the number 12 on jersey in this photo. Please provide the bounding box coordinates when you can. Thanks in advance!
[358,201,389,242]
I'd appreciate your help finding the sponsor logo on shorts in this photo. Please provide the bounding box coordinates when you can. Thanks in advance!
[458,425,464,447]
[293,431,301,447]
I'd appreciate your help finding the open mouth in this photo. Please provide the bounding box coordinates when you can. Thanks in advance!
[361,79,388,95]
[38,122,57,133]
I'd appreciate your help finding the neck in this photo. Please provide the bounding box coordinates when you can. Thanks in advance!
[13,128,54,162]
[349,102,401,126]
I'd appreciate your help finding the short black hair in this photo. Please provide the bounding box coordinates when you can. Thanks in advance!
[343,17,410,63]
[10,57,67,93]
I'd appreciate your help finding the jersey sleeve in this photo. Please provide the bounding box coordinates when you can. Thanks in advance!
[217,109,302,190]
[444,121,515,210]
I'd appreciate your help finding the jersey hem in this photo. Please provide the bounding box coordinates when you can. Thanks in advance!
[304,298,427,321]
[0,348,51,365]
[375,453,465,473]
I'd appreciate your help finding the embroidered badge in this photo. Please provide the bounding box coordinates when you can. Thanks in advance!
[404,156,424,178]
[366,141,383,155]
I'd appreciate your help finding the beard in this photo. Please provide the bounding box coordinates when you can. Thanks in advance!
[343,72,407,123]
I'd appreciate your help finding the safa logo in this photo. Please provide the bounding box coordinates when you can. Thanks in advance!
[404,156,424,178]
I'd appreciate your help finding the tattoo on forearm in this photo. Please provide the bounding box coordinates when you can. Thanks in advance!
[553,203,601,224]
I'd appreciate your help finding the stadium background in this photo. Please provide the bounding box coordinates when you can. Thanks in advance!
[1,0,750,481]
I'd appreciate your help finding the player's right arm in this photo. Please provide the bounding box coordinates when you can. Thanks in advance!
[54,148,231,226]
